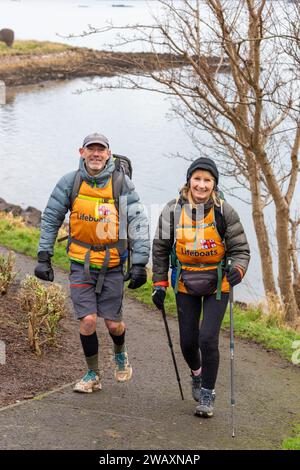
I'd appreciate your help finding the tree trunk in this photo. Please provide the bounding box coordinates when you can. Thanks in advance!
[290,219,300,310]
[246,155,278,297]
[293,275,300,311]
[276,204,299,324]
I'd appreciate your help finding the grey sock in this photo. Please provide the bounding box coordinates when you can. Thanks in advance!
[114,343,126,354]
[85,354,99,376]
[109,330,126,354]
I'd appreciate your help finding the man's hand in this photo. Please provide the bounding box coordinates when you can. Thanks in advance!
[34,251,54,282]
[152,286,166,310]
[127,264,147,289]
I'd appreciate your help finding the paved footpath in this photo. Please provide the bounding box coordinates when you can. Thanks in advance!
[1,248,300,450]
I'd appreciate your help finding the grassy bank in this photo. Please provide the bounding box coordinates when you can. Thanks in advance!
[0,40,71,56]
[0,214,69,271]
[0,212,299,448]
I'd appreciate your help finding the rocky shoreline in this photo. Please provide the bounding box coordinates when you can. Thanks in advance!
[0,44,231,88]
[0,197,41,226]
[0,46,189,87]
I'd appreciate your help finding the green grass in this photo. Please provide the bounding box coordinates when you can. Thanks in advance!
[0,40,71,56]
[0,216,69,271]
[0,212,300,449]
[222,305,300,363]
[282,425,300,450]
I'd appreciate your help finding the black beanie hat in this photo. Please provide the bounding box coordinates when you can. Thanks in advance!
[186,157,219,185]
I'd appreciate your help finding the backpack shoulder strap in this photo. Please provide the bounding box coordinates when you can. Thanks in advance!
[112,154,132,208]
[214,199,226,240]
[112,158,128,253]
[70,169,83,209]
[173,197,184,242]
[112,168,125,206]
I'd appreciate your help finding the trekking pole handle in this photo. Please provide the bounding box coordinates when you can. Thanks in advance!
[226,258,234,303]
[226,258,232,272]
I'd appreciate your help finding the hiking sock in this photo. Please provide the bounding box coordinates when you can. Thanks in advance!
[80,332,99,375]
[109,329,126,354]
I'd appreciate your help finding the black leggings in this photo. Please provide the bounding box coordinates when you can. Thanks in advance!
[176,292,229,390]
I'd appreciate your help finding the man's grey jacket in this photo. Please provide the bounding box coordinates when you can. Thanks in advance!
[38,157,150,266]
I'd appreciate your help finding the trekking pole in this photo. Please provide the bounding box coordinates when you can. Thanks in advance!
[227,259,235,438]
[161,306,184,400]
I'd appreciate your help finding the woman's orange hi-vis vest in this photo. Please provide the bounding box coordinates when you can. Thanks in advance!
[174,203,229,296]
[68,178,121,268]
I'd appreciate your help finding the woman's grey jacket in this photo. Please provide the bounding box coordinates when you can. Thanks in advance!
[152,196,250,283]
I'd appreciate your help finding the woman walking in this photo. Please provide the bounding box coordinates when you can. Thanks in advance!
[152,157,250,417]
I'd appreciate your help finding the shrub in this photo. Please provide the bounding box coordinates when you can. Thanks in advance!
[0,251,17,295]
[257,293,286,329]
[19,275,67,356]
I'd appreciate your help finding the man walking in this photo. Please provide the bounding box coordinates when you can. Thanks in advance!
[35,133,150,392]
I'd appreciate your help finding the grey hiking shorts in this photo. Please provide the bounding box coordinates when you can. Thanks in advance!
[69,261,124,321]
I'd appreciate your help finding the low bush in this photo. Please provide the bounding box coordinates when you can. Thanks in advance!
[19,275,67,356]
[0,251,17,295]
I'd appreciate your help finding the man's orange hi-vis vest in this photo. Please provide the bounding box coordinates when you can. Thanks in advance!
[68,178,121,268]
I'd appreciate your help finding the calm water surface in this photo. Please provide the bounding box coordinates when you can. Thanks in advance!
[0,77,264,303]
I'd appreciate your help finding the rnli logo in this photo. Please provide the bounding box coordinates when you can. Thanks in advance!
[199,239,217,250]
[98,205,110,217]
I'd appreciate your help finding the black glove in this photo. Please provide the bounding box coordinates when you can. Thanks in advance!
[226,267,242,287]
[127,264,147,289]
[34,251,54,282]
[152,286,166,310]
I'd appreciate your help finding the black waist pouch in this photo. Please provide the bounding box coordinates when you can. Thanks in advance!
[181,269,219,296]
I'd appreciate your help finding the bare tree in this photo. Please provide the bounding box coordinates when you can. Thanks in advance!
[84,0,300,324]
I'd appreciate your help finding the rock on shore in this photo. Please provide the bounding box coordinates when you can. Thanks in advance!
[0,197,41,226]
